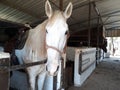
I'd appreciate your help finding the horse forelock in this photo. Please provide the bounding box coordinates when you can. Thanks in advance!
[47,10,66,27]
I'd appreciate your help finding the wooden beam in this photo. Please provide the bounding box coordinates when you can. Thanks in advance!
[59,0,63,11]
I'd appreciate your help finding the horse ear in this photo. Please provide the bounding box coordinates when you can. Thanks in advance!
[64,2,73,19]
[45,0,53,18]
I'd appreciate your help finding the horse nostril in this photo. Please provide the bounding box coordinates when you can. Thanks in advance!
[53,66,59,76]
[56,66,59,71]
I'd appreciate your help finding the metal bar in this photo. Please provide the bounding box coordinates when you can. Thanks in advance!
[9,59,47,71]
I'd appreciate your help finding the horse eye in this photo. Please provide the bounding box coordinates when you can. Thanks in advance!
[65,31,68,35]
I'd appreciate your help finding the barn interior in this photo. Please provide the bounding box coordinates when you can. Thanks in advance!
[0,0,120,90]
[0,0,120,54]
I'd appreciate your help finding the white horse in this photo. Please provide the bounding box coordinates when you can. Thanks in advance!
[15,0,73,90]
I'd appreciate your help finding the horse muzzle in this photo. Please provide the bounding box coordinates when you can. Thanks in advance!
[46,66,59,76]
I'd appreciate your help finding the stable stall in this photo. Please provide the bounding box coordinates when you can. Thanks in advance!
[0,52,10,90]
[66,47,96,86]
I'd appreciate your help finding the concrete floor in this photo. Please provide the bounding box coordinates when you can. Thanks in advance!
[68,56,120,90]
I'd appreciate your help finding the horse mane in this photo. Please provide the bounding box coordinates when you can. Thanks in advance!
[24,20,48,59]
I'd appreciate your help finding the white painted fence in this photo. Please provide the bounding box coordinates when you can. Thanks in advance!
[66,47,96,86]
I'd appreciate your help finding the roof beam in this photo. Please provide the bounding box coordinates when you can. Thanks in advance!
[106,26,120,30]
[71,8,120,27]
[73,0,101,10]
[105,20,120,25]
[102,10,120,17]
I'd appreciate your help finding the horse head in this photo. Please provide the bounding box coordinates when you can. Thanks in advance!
[45,0,73,76]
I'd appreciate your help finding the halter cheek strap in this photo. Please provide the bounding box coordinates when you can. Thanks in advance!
[46,44,64,55]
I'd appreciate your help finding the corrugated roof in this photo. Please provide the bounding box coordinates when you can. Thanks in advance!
[0,0,120,31]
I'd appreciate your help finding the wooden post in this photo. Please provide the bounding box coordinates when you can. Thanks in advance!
[88,1,91,47]
[97,16,100,48]
[59,0,63,11]
[0,52,10,90]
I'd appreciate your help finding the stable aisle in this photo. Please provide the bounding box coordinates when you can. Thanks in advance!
[68,56,120,90]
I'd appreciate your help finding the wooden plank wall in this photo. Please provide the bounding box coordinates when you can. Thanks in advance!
[106,29,120,37]
[68,26,104,47]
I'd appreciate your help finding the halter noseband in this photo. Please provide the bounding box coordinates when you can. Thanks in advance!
[46,44,64,55]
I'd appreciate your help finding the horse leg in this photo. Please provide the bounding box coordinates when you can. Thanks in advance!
[37,71,47,90]
[27,69,37,90]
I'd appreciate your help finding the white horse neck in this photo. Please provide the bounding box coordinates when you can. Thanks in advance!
[24,20,48,59]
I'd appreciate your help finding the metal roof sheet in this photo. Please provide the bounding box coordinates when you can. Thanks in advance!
[0,0,120,31]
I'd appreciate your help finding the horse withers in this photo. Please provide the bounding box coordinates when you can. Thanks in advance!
[15,0,73,90]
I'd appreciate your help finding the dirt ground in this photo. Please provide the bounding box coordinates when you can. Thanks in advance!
[68,56,120,90]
